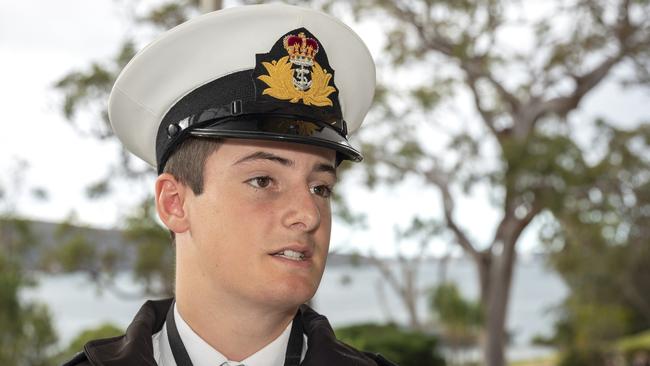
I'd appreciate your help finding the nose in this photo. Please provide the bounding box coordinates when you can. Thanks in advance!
[281,186,321,232]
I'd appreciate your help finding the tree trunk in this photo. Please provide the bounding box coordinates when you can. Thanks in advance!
[370,255,424,330]
[404,289,421,330]
[476,241,517,366]
[403,265,422,330]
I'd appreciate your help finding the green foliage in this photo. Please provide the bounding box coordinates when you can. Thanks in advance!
[616,329,650,361]
[537,120,650,365]
[40,218,108,278]
[12,303,58,366]
[85,180,110,199]
[557,348,607,366]
[56,63,113,118]
[336,323,446,366]
[0,220,58,365]
[30,188,49,201]
[123,197,175,296]
[140,2,191,28]
[39,197,173,297]
[54,0,192,146]
[429,282,482,347]
[55,233,97,272]
[333,2,650,365]
[3,218,40,256]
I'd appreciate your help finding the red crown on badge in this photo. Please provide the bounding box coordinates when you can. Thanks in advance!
[283,32,319,66]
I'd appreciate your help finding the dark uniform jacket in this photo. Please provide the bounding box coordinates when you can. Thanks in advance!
[62,298,396,366]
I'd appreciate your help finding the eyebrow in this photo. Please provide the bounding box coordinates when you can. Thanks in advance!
[314,162,338,180]
[233,151,337,179]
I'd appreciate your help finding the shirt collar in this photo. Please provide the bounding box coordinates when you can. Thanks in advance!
[174,303,294,366]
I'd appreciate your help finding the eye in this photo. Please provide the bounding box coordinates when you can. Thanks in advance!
[310,185,333,198]
[247,176,273,189]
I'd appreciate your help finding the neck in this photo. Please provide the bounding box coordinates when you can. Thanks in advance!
[175,263,298,361]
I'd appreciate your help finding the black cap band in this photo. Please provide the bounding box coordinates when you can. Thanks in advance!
[155,27,361,173]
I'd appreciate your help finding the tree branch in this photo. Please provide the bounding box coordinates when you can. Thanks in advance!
[493,200,542,253]
[484,72,520,115]
[369,254,403,296]
[513,203,542,244]
[386,1,455,56]
[540,0,637,118]
[389,0,522,126]
[541,55,622,117]
[462,57,521,116]
[423,167,480,260]
[466,74,499,138]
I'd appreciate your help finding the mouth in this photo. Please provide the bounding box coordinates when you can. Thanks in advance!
[269,244,314,263]
[272,249,307,261]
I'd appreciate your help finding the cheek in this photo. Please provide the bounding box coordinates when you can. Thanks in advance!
[315,203,333,249]
[320,201,333,227]
[319,205,332,232]
[194,188,277,249]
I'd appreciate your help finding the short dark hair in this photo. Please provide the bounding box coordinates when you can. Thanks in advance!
[162,137,222,195]
[162,137,221,241]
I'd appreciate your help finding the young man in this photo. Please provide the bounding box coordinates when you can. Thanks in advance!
[64,4,395,366]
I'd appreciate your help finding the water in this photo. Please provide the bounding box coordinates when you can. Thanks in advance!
[24,255,566,360]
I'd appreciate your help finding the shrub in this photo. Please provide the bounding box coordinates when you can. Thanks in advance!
[336,323,446,366]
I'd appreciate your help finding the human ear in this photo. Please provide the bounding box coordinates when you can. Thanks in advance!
[155,173,190,234]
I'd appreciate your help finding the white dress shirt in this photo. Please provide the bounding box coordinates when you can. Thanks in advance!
[153,304,308,366]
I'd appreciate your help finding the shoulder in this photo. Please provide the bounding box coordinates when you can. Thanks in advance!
[327,338,399,366]
[329,339,400,366]
[60,298,173,366]
[363,352,400,366]
[299,305,399,366]
[60,351,91,366]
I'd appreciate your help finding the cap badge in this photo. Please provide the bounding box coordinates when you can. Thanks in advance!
[257,32,336,107]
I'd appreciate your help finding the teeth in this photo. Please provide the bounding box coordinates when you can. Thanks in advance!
[274,250,305,261]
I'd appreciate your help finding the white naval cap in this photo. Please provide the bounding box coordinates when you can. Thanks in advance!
[108,3,376,173]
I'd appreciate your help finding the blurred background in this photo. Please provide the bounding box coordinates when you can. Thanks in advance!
[1,1,649,365]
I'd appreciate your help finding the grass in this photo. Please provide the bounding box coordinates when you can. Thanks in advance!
[509,354,558,366]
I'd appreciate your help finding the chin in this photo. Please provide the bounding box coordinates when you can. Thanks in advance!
[264,278,319,307]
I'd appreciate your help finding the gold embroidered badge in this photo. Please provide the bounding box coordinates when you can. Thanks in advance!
[257,33,336,107]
